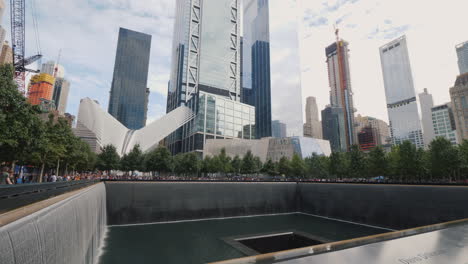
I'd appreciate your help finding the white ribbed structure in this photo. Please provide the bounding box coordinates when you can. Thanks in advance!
[76,98,193,155]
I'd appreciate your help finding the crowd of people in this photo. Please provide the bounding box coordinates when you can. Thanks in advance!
[0,166,102,185]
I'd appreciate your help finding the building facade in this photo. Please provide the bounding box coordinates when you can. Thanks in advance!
[52,78,70,115]
[27,73,55,106]
[457,41,468,75]
[419,88,435,146]
[325,39,356,150]
[108,27,151,130]
[272,120,287,138]
[379,35,424,148]
[303,96,323,139]
[243,0,303,137]
[355,115,390,148]
[166,0,255,155]
[0,41,12,65]
[321,105,346,152]
[450,73,468,141]
[41,61,65,78]
[431,104,458,145]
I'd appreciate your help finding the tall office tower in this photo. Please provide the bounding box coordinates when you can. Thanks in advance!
[419,88,435,146]
[303,96,322,139]
[52,78,70,115]
[0,0,4,22]
[0,41,12,65]
[321,105,346,152]
[28,74,55,106]
[325,37,356,150]
[272,120,287,138]
[450,73,468,141]
[431,103,458,145]
[243,0,303,138]
[457,41,468,75]
[166,0,255,154]
[108,28,151,130]
[379,35,424,148]
[41,61,65,78]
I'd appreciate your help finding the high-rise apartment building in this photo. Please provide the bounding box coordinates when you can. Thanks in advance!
[243,0,303,137]
[379,35,424,148]
[325,38,356,151]
[450,73,468,141]
[322,106,346,152]
[166,0,255,154]
[41,61,65,78]
[108,27,151,130]
[431,104,458,145]
[457,41,468,75]
[272,120,287,138]
[0,41,12,65]
[52,78,70,115]
[28,73,55,106]
[419,88,435,146]
[303,96,322,139]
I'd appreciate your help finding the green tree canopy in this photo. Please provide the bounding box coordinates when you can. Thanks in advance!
[145,146,173,176]
[97,145,120,174]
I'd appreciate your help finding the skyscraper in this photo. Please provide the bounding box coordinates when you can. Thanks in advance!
[431,103,458,145]
[419,88,435,146]
[0,41,12,65]
[379,35,424,148]
[243,0,303,137]
[325,37,356,150]
[355,115,390,150]
[450,73,468,141]
[271,120,287,138]
[166,0,255,154]
[456,41,468,75]
[28,73,55,106]
[321,106,346,152]
[108,27,151,130]
[303,96,322,139]
[52,78,70,115]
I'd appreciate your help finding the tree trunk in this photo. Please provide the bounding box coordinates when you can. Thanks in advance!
[56,159,60,177]
[39,163,45,183]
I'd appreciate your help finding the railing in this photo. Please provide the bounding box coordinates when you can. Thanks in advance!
[0,180,100,214]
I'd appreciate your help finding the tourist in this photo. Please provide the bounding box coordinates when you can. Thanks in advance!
[50,173,57,182]
[1,166,12,185]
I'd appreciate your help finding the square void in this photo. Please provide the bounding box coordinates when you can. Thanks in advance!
[226,231,330,255]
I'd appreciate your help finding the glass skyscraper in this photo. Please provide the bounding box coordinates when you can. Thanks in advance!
[166,0,255,154]
[108,27,151,130]
[457,41,468,75]
[379,35,424,148]
[243,0,303,138]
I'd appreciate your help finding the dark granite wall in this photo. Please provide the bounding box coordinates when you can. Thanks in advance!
[106,182,468,229]
[297,183,468,230]
[105,182,298,225]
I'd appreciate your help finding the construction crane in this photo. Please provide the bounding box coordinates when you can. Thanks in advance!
[10,0,42,94]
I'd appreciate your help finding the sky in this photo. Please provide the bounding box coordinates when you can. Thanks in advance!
[2,0,468,125]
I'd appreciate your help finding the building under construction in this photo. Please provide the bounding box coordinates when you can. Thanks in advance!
[324,30,356,151]
[27,73,55,106]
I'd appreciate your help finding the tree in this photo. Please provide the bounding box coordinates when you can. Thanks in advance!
[304,154,329,179]
[173,153,200,177]
[395,141,422,181]
[145,146,173,176]
[278,157,291,177]
[253,157,262,174]
[329,152,348,179]
[290,154,306,178]
[241,151,256,175]
[120,144,144,174]
[367,146,388,178]
[231,155,242,175]
[428,137,460,180]
[262,159,277,176]
[348,145,367,178]
[97,145,120,175]
[459,140,468,179]
[217,148,232,175]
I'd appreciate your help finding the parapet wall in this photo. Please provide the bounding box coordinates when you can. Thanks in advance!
[105,182,298,225]
[297,183,468,230]
[0,183,107,264]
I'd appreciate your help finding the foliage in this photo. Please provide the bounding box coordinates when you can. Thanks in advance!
[241,151,256,175]
[120,144,144,173]
[145,146,173,176]
[97,145,120,174]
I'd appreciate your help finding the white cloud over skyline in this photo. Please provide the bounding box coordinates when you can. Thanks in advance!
[2,0,468,125]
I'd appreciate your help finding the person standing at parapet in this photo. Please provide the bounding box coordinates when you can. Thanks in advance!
[1,167,13,185]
